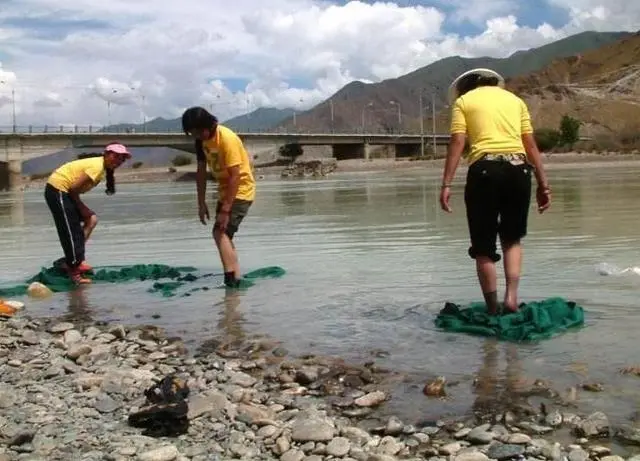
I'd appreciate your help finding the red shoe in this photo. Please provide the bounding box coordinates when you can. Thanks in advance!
[59,260,93,273]
[67,267,92,285]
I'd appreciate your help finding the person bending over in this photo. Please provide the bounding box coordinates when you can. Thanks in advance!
[181,106,256,288]
[439,68,551,315]
[45,143,132,284]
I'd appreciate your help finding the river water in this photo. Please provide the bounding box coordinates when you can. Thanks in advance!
[2,165,640,425]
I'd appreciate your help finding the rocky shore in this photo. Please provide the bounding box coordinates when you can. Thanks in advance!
[1,315,640,461]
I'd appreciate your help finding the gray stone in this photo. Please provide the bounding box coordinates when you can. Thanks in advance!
[568,448,589,461]
[291,416,335,442]
[93,394,120,413]
[454,452,489,461]
[487,443,525,460]
[326,437,351,457]
[575,411,609,438]
[138,445,179,461]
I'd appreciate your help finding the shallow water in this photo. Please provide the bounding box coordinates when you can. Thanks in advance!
[2,166,640,425]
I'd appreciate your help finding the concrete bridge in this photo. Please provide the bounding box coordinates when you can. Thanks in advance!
[0,131,452,191]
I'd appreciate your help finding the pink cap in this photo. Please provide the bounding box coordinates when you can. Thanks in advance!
[105,142,132,157]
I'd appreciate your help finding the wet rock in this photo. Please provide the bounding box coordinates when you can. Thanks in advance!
[354,391,386,407]
[487,443,525,460]
[27,282,52,298]
[466,424,495,444]
[506,433,531,444]
[614,424,640,445]
[575,411,610,438]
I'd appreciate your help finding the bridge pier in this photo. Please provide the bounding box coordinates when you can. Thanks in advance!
[1,137,23,191]
[331,143,371,160]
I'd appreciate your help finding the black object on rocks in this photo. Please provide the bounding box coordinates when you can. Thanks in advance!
[128,375,190,437]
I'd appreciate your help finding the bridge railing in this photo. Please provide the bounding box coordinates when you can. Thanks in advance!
[0,125,438,136]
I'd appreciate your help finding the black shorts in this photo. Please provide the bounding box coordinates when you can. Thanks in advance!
[215,199,252,239]
[464,158,532,262]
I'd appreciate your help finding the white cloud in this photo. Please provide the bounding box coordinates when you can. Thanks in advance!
[0,0,637,128]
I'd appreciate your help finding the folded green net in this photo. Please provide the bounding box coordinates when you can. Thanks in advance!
[0,264,286,298]
[434,297,585,342]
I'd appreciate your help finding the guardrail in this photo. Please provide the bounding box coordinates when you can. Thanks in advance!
[0,125,438,136]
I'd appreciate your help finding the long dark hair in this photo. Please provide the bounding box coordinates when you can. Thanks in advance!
[76,152,116,195]
[456,74,501,98]
[181,106,218,134]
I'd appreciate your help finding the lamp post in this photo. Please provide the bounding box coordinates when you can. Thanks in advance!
[361,102,373,133]
[419,92,425,157]
[329,100,334,132]
[0,80,16,133]
[389,101,401,132]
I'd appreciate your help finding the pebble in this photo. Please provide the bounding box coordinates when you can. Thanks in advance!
[2,314,640,461]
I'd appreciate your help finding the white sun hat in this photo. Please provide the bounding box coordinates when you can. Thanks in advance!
[448,68,505,105]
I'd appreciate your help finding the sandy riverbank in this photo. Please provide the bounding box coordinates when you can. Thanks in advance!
[20,152,640,189]
[2,310,640,460]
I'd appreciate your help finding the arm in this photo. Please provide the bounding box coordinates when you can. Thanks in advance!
[519,101,549,188]
[218,136,243,213]
[441,100,467,186]
[195,139,207,207]
[67,173,95,217]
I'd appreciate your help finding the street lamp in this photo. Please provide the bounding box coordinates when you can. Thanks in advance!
[389,100,402,131]
[361,102,373,133]
[0,80,17,133]
[292,97,304,131]
[418,88,439,157]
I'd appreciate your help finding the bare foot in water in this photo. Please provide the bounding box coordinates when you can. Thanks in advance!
[503,300,519,313]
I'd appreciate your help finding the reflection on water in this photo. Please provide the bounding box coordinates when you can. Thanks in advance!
[472,340,526,417]
[2,166,640,424]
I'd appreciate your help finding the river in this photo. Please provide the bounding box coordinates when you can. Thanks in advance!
[1,165,640,424]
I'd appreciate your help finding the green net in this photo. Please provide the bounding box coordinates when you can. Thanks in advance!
[0,264,286,298]
[434,297,585,342]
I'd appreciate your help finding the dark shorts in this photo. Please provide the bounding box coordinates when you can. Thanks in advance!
[464,157,532,262]
[215,199,252,240]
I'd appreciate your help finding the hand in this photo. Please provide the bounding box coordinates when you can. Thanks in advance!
[215,210,229,232]
[80,206,95,221]
[536,184,551,213]
[439,186,452,213]
[198,202,210,225]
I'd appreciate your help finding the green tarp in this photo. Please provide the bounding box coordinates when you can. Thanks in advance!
[0,264,286,298]
[434,297,585,342]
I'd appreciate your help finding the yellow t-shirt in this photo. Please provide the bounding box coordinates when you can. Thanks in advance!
[201,124,256,202]
[47,157,106,193]
[449,86,534,165]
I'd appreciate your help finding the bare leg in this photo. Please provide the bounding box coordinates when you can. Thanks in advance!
[501,240,522,312]
[213,228,241,282]
[476,256,499,314]
[83,214,98,242]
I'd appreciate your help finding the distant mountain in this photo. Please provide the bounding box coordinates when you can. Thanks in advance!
[276,31,632,133]
[100,107,296,134]
[507,31,640,137]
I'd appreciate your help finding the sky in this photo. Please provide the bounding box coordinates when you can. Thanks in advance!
[0,0,638,128]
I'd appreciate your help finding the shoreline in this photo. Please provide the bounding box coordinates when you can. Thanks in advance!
[18,152,640,189]
[2,311,640,460]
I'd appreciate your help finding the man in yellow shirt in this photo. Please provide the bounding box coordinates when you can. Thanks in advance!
[439,68,551,315]
[181,106,256,288]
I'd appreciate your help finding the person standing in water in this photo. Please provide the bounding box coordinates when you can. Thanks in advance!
[439,68,551,315]
[45,143,132,284]
[181,106,256,288]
